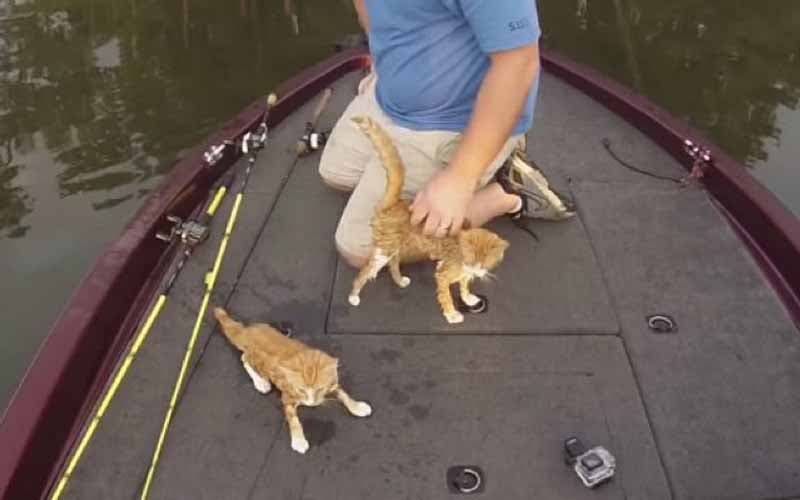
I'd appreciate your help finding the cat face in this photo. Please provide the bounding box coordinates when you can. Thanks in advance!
[279,350,339,406]
[458,229,510,277]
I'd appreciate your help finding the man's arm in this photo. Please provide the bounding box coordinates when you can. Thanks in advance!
[447,43,539,187]
[410,43,540,236]
[353,0,370,33]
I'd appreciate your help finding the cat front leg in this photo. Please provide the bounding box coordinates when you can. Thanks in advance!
[458,277,481,307]
[282,398,309,454]
[388,256,410,288]
[435,266,463,324]
[349,249,391,306]
[241,353,271,394]
[333,386,373,417]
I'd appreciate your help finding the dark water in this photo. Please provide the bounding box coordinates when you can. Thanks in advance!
[0,0,797,408]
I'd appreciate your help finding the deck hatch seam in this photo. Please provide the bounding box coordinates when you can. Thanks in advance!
[323,255,341,335]
[567,184,676,499]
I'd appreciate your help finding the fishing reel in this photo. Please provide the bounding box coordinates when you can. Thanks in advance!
[564,436,616,488]
[242,122,268,156]
[297,126,329,156]
[156,215,210,247]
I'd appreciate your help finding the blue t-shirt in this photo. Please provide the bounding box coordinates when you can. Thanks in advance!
[365,0,541,135]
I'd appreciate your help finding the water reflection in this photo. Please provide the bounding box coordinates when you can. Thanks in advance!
[284,0,300,36]
[540,0,799,172]
[0,0,358,407]
[0,0,358,239]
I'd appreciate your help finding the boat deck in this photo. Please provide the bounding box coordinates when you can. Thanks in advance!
[62,70,800,500]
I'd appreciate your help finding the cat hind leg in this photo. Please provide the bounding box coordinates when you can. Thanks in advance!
[349,249,391,306]
[241,354,271,394]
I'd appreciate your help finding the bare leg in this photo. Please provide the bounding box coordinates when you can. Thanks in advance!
[388,257,411,288]
[282,398,309,454]
[465,182,521,228]
[348,249,391,306]
[334,387,372,417]
[458,277,481,307]
[241,354,271,394]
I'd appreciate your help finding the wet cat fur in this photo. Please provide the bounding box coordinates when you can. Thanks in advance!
[348,116,509,324]
[213,307,372,454]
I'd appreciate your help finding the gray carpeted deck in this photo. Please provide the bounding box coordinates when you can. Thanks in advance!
[61,67,800,500]
[327,214,619,335]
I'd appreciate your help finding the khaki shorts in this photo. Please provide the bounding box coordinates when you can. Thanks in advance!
[319,73,523,260]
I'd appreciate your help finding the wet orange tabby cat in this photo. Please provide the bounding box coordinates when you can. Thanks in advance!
[348,116,510,324]
[213,307,372,454]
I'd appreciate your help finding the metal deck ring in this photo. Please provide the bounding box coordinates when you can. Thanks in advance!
[454,468,481,493]
[647,314,677,333]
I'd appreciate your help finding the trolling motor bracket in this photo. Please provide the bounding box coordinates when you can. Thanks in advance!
[682,139,714,182]
[203,140,235,166]
[156,215,210,247]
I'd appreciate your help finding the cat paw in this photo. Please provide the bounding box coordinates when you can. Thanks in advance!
[398,276,411,288]
[253,378,271,394]
[348,295,361,306]
[462,293,481,307]
[349,401,373,418]
[291,436,310,454]
[445,311,464,324]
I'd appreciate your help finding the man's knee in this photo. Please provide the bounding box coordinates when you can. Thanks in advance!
[336,240,369,269]
[319,163,357,192]
[335,220,371,268]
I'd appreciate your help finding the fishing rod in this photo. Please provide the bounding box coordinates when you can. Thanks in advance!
[139,92,278,500]
[49,166,236,500]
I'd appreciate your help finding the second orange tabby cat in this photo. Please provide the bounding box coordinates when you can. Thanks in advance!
[214,307,372,454]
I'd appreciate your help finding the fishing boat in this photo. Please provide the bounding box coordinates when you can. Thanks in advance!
[2,42,799,500]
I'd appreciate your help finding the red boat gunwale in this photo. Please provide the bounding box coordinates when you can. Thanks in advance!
[1,46,798,500]
[0,47,370,500]
[539,50,800,329]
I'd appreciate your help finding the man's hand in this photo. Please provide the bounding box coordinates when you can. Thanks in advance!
[409,43,540,238]
[410,168,475,237]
